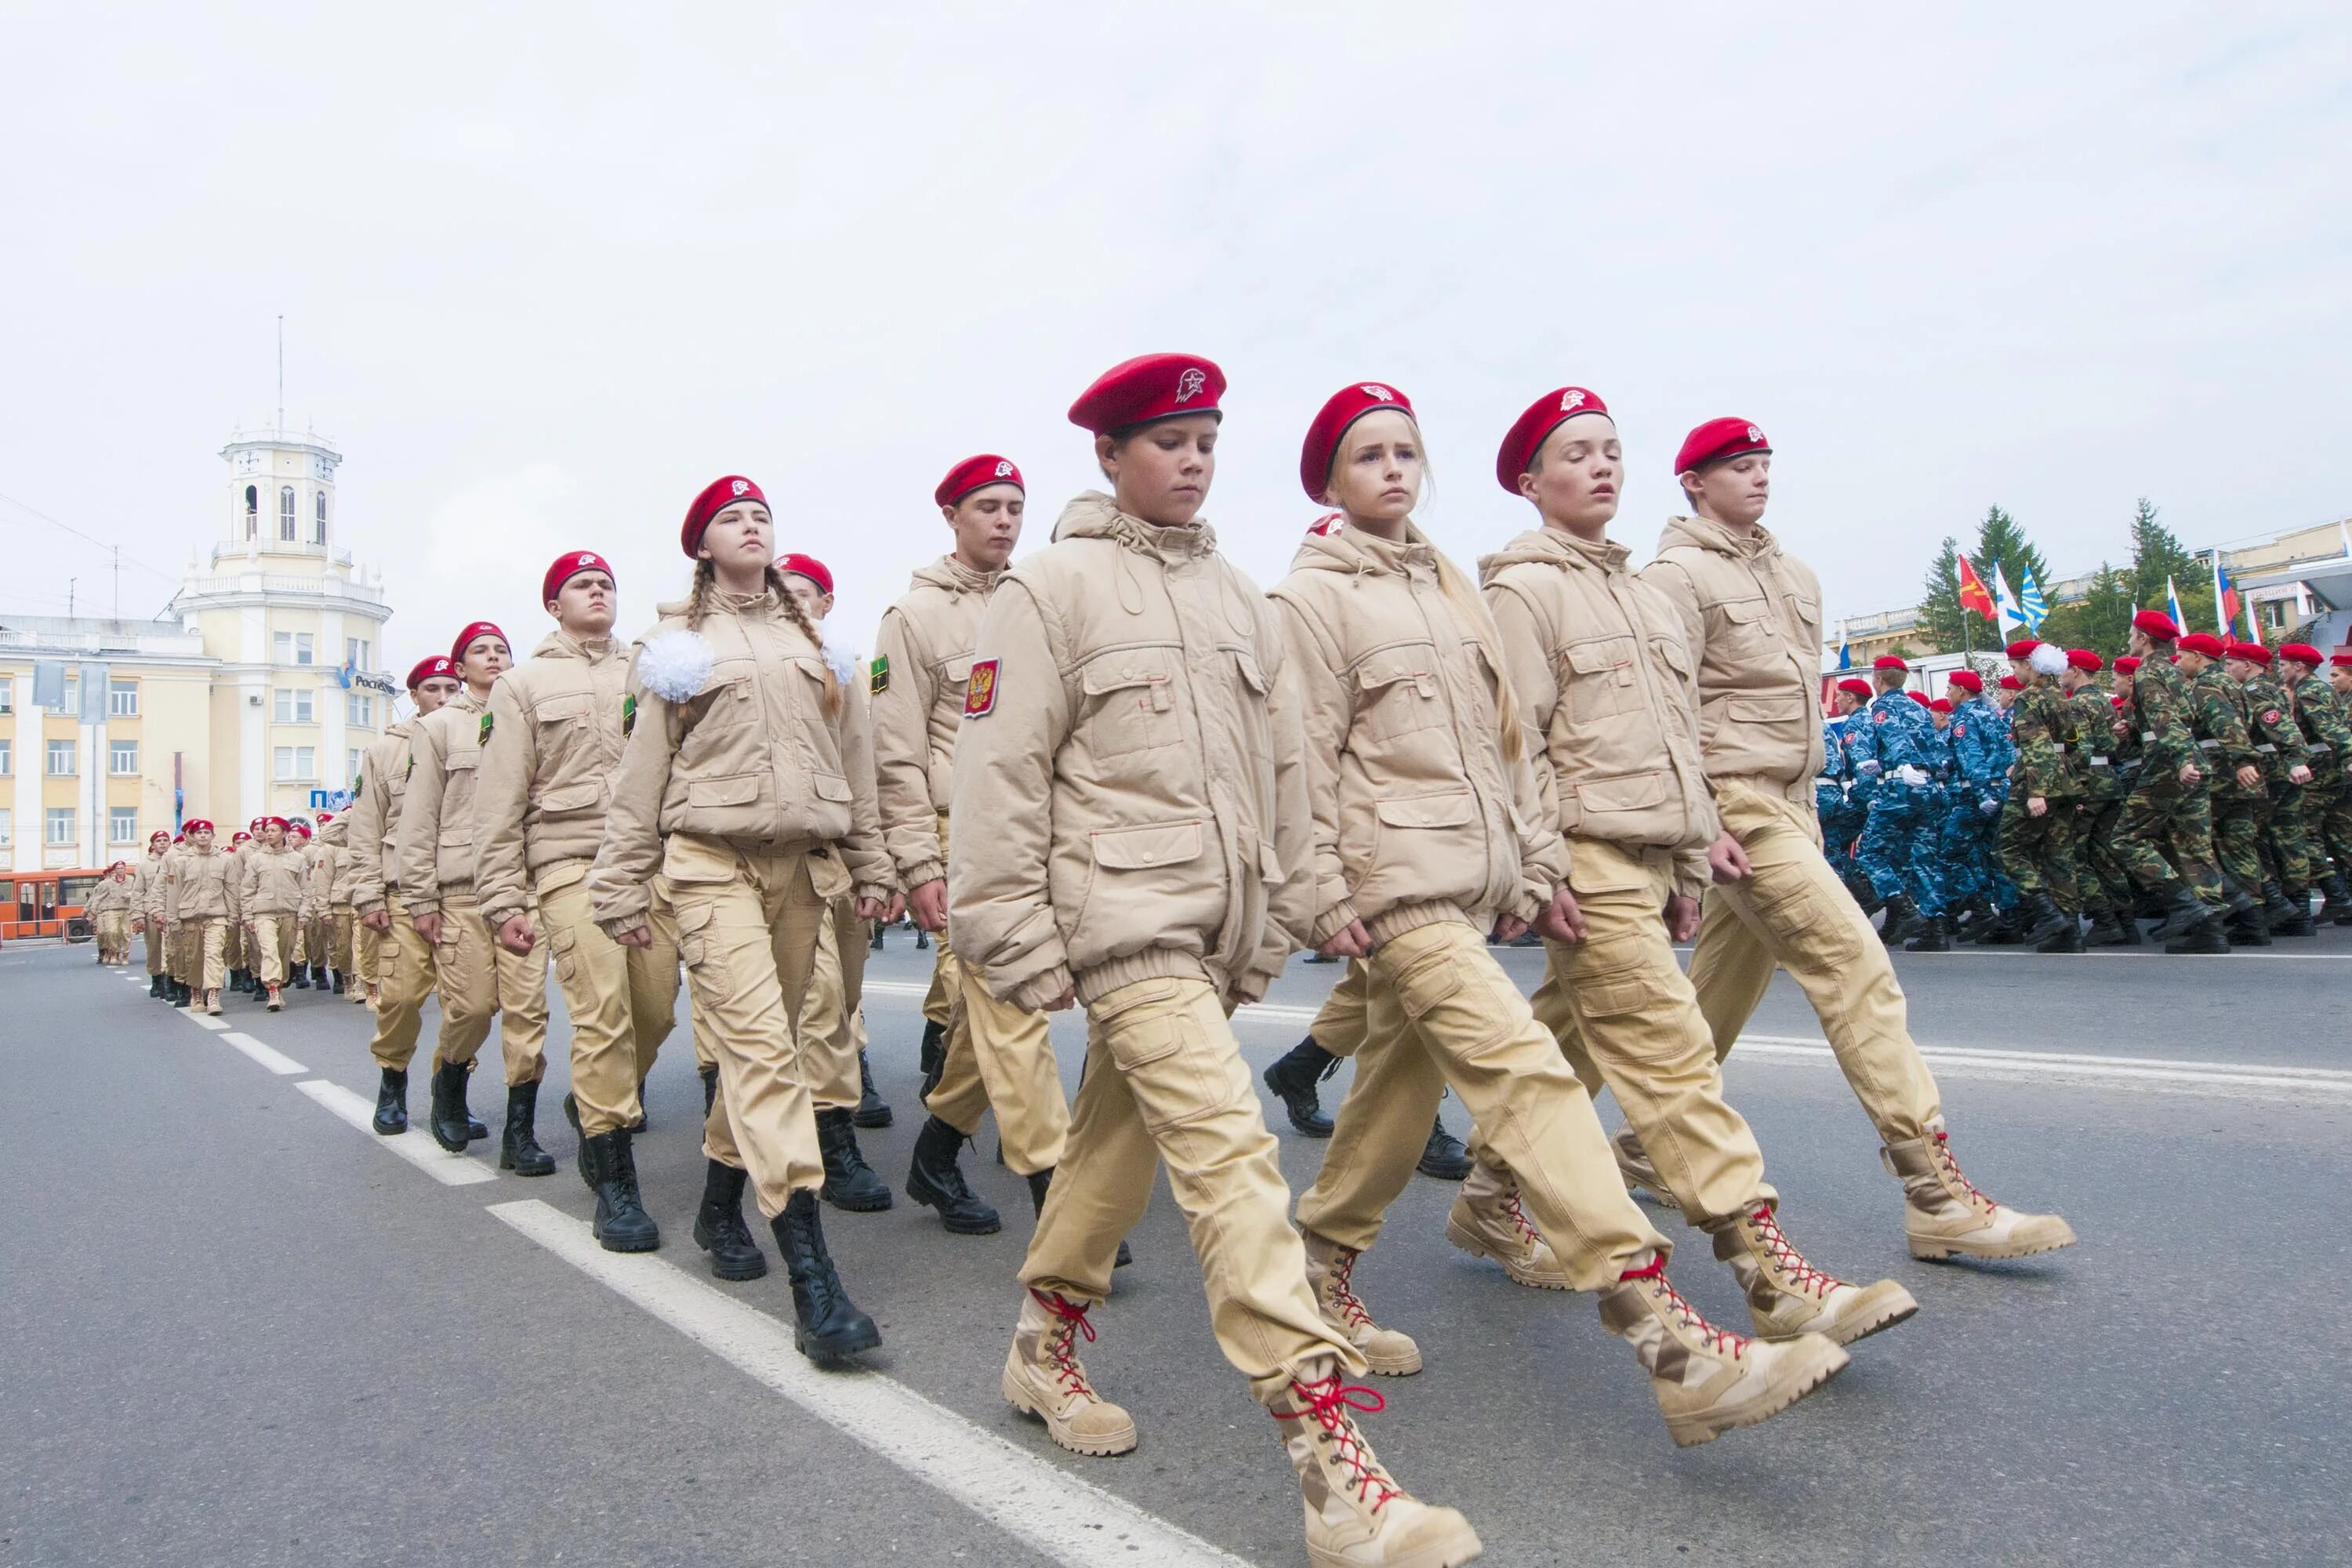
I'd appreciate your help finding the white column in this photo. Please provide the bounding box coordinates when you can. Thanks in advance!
[9,699,34,873]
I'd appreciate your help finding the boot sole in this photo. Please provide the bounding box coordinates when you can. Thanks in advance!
[372,1114,407,1137]
[1909,1221,2078,1261]
[1305,1523,1483,1568]
[822,1185,895,1213]
[430,1127,470,1153]
[593,1224,662,1254]
[851,1109,895,1129]
[692,1225,765,1278]
[1764,1284,1921,1347]
[797,1321,882,1360]
[499,1152,557,1177]
[1001,1367,1139,1456]
[906,1180,1002,1234]
[1444,1218,1570,1290]
[1667,1338,1849,1448]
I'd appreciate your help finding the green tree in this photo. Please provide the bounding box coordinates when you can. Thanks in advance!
[1918,535,1965,652]
[1973,505,2054,625]
[2126,497,2200,612]
[2040,563,2134,654]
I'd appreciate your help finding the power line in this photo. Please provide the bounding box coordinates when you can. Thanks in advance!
[0,488,185,585]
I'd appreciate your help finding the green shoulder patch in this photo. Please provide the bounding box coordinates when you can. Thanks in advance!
[622,694,637,736]
[479,711,495,746]
[869,655,890,696]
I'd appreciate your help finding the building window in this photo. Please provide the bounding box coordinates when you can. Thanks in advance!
[274,746,316,781]
[312,490,328,545]
[110,739,139,775]
[274,688,315,724]
[61,673,78,713]
[347,747,364,783]
[2261,599,2288,631]
[245,484,259,539]
[347,692,374,728]
[45,808,74,846]
[273,631,315,666]
[0,808,10,848]
[279,485,297,543]
[46,739,76,776]
[347,636,371,670]
[0,738,9,775]
[0,677,12,713]
[109,679,138,717]
[109,808,138,844]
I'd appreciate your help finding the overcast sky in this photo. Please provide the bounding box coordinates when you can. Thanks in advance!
[5,4,2347,675]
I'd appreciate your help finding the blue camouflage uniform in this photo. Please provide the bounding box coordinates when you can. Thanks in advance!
[1853,688,1947,913]
[1910,715,1957,913]
[1817,718,1853,877]
[1940,694,2009,910]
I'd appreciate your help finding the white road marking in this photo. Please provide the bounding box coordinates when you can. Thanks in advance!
[217,1031,307,1076]
[296,1080,499,1185]
[184,1012,230,1031]
[491,1200,1258,1568]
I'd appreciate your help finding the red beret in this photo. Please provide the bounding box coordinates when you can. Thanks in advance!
[1873,655,1907,672]
[2278,644,2324,666]
[2005,640,2041,659]
[1946,670,1983,693]
[262,815,289,833]
[232,831,251,843]
[681,475,768,558]
[2225,641,2270,666]
[2132,609,2179,641]
[775,553,833,597]
[290,820,311,837]
[2336,654,2352,667]
[1906,689,1933,707]
[149,829,171,843]
[935,455,1023,509]
[183,818,213,834]
[1494,387,1609,494]
[2113,655,2142,673]
[405,655,454,691]
[1998,676,2024,691]
[1301,382,1416,501]
[2111,694,2128,708]
[2067,649,2104,673]
[1674,416,1770,475]
[451,622,508,664]
[1835,677,1871,698]
[1929,698,1953,713]
[2178,632,2226,658]
[543,550,614,608]
[1068,354,1225,435]
[316,810,336,823]
[250,817,267,829]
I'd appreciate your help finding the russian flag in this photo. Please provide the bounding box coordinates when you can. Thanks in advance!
[2216,562,2241,637]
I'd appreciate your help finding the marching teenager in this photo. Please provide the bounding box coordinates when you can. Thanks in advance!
[307,811,354,993]
[350,655,472,1137]
[136,829,172,996]
[590,475,895,1358]
[159,832,195,1005]
[162,819,234,1014]
[2230,641,2316,935]
[950,355,1483,1568]
[2278,644,2352,922]
[872,457,1072,1238]
[1277,382,1852,1437]
[87,862,133,964]
[284,818,317,986]
[227,827,255,994]
[475,551,679,1250]
[1461,386,1913,1351]
[241,816,310,1011]
[398,623,553,1170]
[1995,639,2083,953]
[1635,418,2074,1261]
[1261,969,1475,1180]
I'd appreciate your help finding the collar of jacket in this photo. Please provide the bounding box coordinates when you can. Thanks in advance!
[1288,518,1438,579]
[1658,510,1780,562]
[1476,523,1630,583]
[1052,490,1219,560]
[537,629,615,663]
[914,554,1003,595]
[452,685,488,713]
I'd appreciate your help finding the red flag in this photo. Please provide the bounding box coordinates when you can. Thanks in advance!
[1957,556,1996,621]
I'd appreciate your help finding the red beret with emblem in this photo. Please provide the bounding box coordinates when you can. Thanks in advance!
[2179,632,2226,658]
[451,622,508,664]
[2225,641,2270,666]
[183,818,214,834]
[2005,640,2041,659]
[1302,382,1415,501]
[1835,677,1871,698]
[1998,675,2024,690]
[681,475,768,558]
[1873,655,1907,672]
[2278,644,2324,666]
[232,831,250,843]
[935,456,1023,510]
[1674,416,1771,476]
[2067,649,2104,673]
[543,550,614,608]
[316,810,336,823]
[290,819,311,837]
[1907,690,1933,707]
[1946,670,1984,693]
[1495,387,1609,494]
[1929,698,1953,713]
[149,829,170,843]
[1068,354,1225,435]
[406,655,454,691]
[775,553,833,597]
[262,815,289,833]
[2132,609,2179,641]
[2113,655,2142,673]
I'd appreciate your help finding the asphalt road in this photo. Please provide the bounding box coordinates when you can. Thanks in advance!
[4,925,2349,1568]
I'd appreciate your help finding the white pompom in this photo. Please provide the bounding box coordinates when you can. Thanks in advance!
[637,630,716,703]
[2028,642,2069,677]
[821,637,859,686]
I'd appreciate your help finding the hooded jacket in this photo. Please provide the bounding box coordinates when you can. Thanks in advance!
[947,492,1313,1010]
[165,844,234,921]
[1639,514,1827,792]
[394,686,492,914]
[474,628,633,929]
[1270,521,1566,942]
[314,814,354,907]
[241,841,311,917]
[347,718,419,916]
[871,554,1007,888]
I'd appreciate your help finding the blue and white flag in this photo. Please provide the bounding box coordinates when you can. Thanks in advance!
[1991,562,2027,636]
[2016,566,2049,633]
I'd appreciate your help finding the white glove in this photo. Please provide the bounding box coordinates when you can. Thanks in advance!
[1978,797,2000,817]
[1856,759,1882,776]
[1897,764,1929,787]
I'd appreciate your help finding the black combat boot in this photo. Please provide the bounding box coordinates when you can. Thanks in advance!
[2150,882,2209,942]
[2113,903,2145,945]
[772,1190,880,1359]
[499,1081,556,1176]
[292,962,312,989]
[330,968,346,994]
[2317,873,2352,925]
[913,926,930,951]
[905,1115,1000,1234]
[628,1076,648,1135]
[172,978,193,1007]
[693,1160,767,1279]
[2227,906,2274,947]
[148,973,166,999]
[816,1107,893,1212]
[2082,906,2129,947]
[2035,909,2085,953]
[561,1091,592,1186]
[1878,892,1918,945]
[2019,891,2071,947]
[852,1049,892,1128]
[428,1060,474,1153]
[1263,1037,1341,1137]
[1418,1115,1472,1179]
[1904,913,1955,953]
[1976,906,2026,945]
[372,1068,409,1135]
[869,921,884,952]
[583,1127,661,1252]
[2165,911,2230,954]
[2268,882,2315,937]
[916,1018,948,1098]
[699,1062,719,1115]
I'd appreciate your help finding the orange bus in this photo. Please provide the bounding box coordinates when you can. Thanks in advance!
[0,868,106,946]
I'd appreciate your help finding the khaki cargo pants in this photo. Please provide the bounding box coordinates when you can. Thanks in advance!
[97,910,128,963]
[540,863,681,1138]
[252,913,299,987]
[802,895,870,1112]
[1687,777,1942,1145]
[354,913,381,990]
[924,813,1069,1174]
[1295,920,1665,1288]
[670,834,834,1218]
[430,887,550,1087]
[368,895,436,1070]
[143,915,166,976]
[182,916,227,992]
[1022,972,1362,1404]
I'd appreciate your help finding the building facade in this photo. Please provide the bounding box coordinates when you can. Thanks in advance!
[0,428,396,871]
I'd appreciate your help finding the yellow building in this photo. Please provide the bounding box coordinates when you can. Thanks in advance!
[0,426,395,870]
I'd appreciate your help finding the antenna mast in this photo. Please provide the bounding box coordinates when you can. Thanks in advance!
[276,314,285,434]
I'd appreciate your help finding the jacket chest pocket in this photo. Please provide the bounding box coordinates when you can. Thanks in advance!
[1647,633,1692,693]
[1563,637,1641,726]
[1709,596,1774,657]
[530,691,598,775]
[439,753,479,847]
[1356,646,1443,743]
[689,666,760,734]
[940,654,974,703]
[1083,651,1184,759]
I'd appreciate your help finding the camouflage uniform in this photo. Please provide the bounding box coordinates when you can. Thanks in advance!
[2242,666,2311,898]
[2192,665,2267,900]
[2114,655,2220,906]
[1817,718,1853,880]
[2287,667,2352,895]
[1853,690,1940,911]
[1996,675,2078,908]
[1939,695,2006,913]
[2064,684,2130,917]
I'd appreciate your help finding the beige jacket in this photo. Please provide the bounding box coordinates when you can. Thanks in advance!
[241,844,311,917]
[395,687,491,914]
[1482,527,1720,898]
[347,720,419,916]
[474,629,632,928]
[1269,522,1567,945]
[84,877,133,916]
[165,845,234,920]
[871,554,1005,889]
[314,815,355,907]
[590,586,892,937]
[1639,514,1827,790]
[946,492,1314,1010]
[136,849,170,921]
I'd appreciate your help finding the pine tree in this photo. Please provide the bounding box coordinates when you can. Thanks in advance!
[2040,563,2134,654]
[1973,506,2053,620]
[2126,497,2201,615]
[1918,535,1965,651]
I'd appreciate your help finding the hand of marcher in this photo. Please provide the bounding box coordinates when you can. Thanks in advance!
[1042,985,1076,1011]
[615,924,654,949]
[2236,764,2260,790]
[361,909,390,933]
[2027,796,2047,818]
[2289,764,2312,785]
[1490,914,1528,944]
[854,895,889,922]
[2180,763,2202,786]
[1978,797,2000,817]
[1534,885,1586,944]
[908,878,949,932]
[1706,832,1751,884]
[1856,759,1881,776]
[1319,919,1374,960]
[412,910,442,946]
[498,914,535,955]
[1664,893,1701,942]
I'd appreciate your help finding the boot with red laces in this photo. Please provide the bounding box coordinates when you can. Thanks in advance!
[1599,1254,1848,1447]
[265,984,284,1012]
[1881,1117,2078,1261]
[1709,1205,1918,1345]
[1443,1152,1570,1290]
[1272,1368,1482,1568]
[1001,1289,1137,1457]
[1303,1232,1420,1376]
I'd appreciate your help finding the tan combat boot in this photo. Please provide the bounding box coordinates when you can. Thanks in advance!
[1711,1206,1918,1345]
[1444,1153,1570,1290]
[1599,1255,1849,1447]
[1000,1289,1138,1457]
[1272,1369,1483,1568]
[1881,1119,2078,1261]
[1613,1124,1680,1212]
[1304,1232,1421,1376]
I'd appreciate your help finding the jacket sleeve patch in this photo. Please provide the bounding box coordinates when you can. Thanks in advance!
[622,694,636,736]
[479,712,495,746]
[869,655,890,696]
[964,658,1000,718]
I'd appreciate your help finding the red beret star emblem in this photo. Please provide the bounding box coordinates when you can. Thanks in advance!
[1174,368,1207,404]
[1561,390,1586,412]
[731,478,750,497]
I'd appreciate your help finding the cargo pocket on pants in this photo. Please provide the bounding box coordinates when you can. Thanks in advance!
[1095,982,1224,1134]
[546,917,580,993]
[1751,865,1864,968]
[1567,931,1668,1051]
